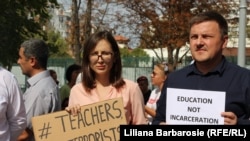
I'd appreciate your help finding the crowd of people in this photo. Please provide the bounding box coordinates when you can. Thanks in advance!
[2,10,250,141]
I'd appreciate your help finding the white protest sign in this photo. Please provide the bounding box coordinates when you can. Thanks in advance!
[32,97,126,141]
[166,88,225,125]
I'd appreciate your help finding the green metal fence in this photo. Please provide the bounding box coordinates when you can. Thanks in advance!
[12,56,241,92]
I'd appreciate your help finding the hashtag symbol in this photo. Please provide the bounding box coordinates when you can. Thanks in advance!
[38,122,52,139]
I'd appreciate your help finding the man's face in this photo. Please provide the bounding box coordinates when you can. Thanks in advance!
[17,47,33,77]
[189,21,227,63]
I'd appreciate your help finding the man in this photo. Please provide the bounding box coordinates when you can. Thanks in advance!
[17,39,61,140]
[137,76,152,104]
[0,66,26,141]
[60,64,81,109]
[152,11,250,125]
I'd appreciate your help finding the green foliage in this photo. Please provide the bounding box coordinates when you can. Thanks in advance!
[0,0,58,69]
[121,0,238,70]
[247,25,250,38]
[46,30,71,58]
[119,47,150,67]
[120,47,149,57]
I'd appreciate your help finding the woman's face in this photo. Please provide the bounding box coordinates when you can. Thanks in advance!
[89,39,114,77]
[151,65,166,87]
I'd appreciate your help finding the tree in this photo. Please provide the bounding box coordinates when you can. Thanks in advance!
[0,0,58,70]
[120,47,150,67]
[118,0,237,71]
[46,30,71,58]
[247,25,250,38]
[66,0,242,71]
[69,0,82,65]
[68,0,125,64]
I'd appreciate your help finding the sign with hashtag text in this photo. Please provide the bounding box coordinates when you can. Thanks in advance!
[32,97,126,141]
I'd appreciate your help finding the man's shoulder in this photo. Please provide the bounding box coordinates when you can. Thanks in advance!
[0,67,14,78]
[169,65,190,76]
[30,76,58,93]
[226,61,250,74]
[40,76,58,86]
[0,67,17,85]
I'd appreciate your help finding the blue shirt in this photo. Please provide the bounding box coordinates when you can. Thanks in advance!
[152,57,250,125]
[24,70,61,140]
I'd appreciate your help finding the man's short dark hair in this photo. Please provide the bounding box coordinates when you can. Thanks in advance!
[137,76,148,83]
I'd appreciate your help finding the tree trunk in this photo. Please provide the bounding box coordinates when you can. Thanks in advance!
[72,0,81,64]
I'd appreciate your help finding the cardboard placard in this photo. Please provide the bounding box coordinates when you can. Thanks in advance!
[32,97,126,141]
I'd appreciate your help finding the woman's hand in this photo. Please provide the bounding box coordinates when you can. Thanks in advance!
[65,104,81,116]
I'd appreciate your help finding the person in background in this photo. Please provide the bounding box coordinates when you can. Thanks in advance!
[60,64,81,110]
[65,30,148,125]
[61,97,69,110]
[137,76,151,104]
[0,66,26,141]
[145,63,168,124]
[49,69,59,85]
[17,39,61,141]
[153,11,250,125]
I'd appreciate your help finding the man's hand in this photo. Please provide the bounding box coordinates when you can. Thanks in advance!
[221,112,237,125]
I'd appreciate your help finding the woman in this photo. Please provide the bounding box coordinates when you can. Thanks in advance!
[145,63,168,124]
[66,30,148,125]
